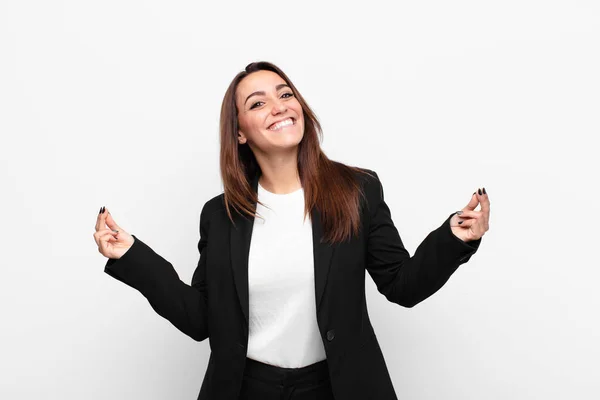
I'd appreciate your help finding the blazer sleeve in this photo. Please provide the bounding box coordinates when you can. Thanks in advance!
[103,203,211,342]
[365,171,482,308]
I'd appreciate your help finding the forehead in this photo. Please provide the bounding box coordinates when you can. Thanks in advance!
[236,70,287,99]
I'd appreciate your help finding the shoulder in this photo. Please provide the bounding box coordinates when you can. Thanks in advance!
[353,166,379,184]
[348,166,384,218]
[352,166,382,197]
[200,193,226,223]
[322,161,382,199]
[327,160,380,190]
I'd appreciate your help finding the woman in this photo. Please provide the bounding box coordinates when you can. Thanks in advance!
[94,61,490,400]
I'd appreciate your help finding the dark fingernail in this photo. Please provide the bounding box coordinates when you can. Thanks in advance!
[102,206,105,214]
[458,221,463,224]
[483,187,487,195]
[99,207,102,214]
[478,188,482,195]
[473,192,476,195]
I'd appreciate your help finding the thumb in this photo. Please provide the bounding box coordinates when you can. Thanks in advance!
[464,191,480,211]
[104,209,122,231]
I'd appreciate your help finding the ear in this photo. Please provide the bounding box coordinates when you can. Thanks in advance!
[238,130,247,144]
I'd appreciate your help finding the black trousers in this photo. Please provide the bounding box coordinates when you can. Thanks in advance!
[239,357,335,400]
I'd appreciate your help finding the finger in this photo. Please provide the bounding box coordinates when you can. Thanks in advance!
[450,213,462,227]
[456,218,477,228]
[457,210,482,220]
[464,191,480,211]
[479,187,491,220]
[97,230,118,251]
[95,228,117,244]
[95,206,106,232]
[94,227,117,236]
[99,230,117,241]
[458,218,485,239]
[94,228,111,245]
[464,216,487,238]
[450,213,469,227]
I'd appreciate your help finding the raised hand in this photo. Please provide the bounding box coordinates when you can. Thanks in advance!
[450,188,490,242]
[94,206,135,260]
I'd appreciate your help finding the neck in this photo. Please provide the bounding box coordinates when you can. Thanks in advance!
[255,153,301,195]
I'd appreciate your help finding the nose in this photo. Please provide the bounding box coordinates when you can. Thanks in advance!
[271,99,287,115]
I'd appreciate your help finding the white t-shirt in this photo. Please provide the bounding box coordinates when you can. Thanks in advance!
[246,182,327,368]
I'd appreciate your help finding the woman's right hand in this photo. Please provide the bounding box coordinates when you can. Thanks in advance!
[94,206,135,260]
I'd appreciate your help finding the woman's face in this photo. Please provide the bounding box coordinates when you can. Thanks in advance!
[235,70,305,155]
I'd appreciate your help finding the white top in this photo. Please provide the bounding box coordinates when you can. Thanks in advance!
[245,182,327,368]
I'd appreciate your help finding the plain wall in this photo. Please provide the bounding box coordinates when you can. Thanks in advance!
[1,0,598,398]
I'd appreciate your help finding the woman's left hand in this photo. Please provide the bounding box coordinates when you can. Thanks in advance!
[450,187,490,242]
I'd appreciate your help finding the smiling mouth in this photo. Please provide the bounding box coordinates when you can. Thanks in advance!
[268,118,296,131]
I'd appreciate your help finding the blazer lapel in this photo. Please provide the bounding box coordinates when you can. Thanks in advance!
[229,170,335,329]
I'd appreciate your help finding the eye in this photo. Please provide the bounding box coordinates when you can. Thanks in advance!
[250,92,294,109]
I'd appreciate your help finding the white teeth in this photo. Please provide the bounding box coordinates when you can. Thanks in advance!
[269,118,294,131]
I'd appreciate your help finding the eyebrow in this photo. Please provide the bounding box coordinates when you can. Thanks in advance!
[244,83,291,106]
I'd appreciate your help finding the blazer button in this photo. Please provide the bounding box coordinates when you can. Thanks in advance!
[327,329,335,341]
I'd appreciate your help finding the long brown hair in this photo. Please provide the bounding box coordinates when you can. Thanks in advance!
[219,61,374,245]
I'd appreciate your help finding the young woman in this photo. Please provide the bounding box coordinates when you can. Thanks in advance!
[94,61,490,400]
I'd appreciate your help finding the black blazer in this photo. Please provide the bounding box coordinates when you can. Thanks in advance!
[104,167,482,400]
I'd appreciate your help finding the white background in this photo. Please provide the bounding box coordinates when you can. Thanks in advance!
[1,0,598,398]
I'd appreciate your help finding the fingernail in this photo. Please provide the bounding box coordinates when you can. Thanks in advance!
[458,221,463,224]
[99,207,102,214]
[457,211,463,215]
[483,187,487,195]
[473,192,476,195]
[478,188,482,195]
[102,206,105,214]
